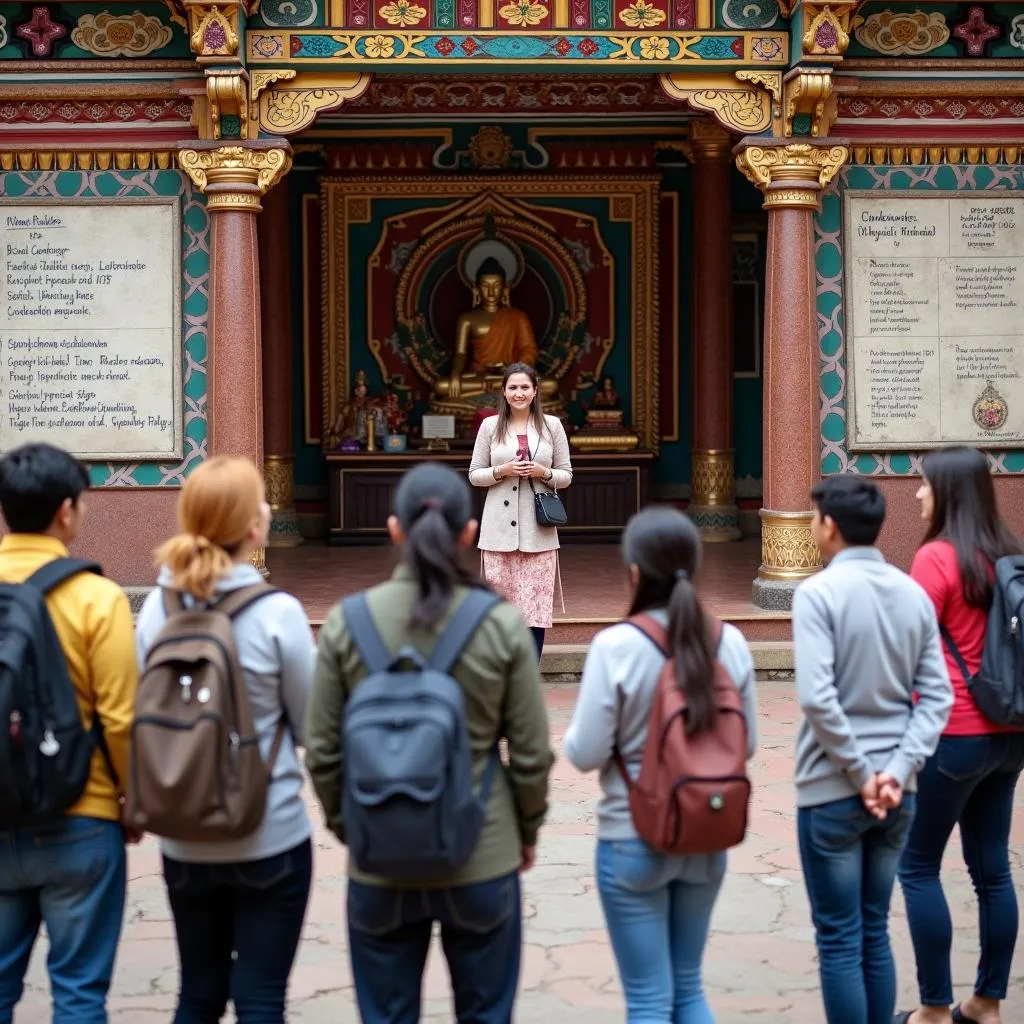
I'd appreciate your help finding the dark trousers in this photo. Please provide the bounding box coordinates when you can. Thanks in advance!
[163,838,312,1023]
[798,794,916,1024]
[898,732,1024,1006]
[530,627,545,659]
[347,871,522,1023]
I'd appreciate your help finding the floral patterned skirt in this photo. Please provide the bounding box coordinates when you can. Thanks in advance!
[482,549,558,629]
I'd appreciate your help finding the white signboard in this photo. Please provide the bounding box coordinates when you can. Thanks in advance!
[1,197,182,460]
[844,191,1024,450]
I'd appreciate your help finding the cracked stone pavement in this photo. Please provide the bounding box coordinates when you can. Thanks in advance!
[14,680,1024,1022]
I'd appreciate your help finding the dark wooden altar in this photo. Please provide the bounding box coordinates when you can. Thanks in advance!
[326,449,654,545]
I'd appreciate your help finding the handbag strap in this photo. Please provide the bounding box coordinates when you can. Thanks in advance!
[525,438,556,494]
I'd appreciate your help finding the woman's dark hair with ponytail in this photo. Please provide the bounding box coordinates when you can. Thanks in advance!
[623,506,716,735]
[394,462,489,630]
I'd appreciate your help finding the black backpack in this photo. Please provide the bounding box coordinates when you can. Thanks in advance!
[941,554,1024,728]
[341,588,501,880]
[0,558,116,826]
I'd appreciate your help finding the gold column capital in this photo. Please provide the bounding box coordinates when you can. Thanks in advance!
[177,144,291,212]
[689,120,733,162]
[735,140,849,209]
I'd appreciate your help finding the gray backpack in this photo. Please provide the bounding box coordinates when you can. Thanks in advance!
[341,588,501,880]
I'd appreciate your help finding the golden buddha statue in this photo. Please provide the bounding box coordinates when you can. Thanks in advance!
[433,256,556,404]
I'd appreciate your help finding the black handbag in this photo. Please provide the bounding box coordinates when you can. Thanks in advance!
[531,483,568,527]
[525,438,568,527]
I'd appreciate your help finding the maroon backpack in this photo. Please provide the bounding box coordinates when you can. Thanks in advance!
[613,614,751,855]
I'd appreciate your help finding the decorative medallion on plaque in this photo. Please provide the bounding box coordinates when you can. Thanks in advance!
[973,381,1008,432]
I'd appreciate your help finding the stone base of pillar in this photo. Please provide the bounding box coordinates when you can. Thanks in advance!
[269,508,303,548]
[690,449,741,542]
[688,503,742,542]
[264,455,302,549]
[751,509,822,610]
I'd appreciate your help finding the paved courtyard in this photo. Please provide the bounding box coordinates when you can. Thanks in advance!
[16,680,1024,1022]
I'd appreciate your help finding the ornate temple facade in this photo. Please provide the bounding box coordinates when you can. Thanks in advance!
[3,0,1024,611]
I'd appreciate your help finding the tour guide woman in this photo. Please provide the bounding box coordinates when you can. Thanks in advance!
[469,362,573,657]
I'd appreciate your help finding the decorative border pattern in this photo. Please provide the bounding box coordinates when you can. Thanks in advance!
[0,169,208,486]
[816,163,1024,476]
[248,28,788,64]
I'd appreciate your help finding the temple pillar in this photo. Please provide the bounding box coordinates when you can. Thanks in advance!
[735,140,849,609]
[258,181,302,547]
[177,142,292,577]
[689,120,740,541]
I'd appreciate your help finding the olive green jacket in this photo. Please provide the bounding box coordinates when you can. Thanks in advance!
[305,565,555,887]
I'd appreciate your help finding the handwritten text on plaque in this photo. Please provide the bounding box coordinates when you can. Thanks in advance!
[1,198,182,460]
[844,192,1024,450]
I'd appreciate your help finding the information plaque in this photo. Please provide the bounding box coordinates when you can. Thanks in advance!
[1,197,183,460]
[844,191,1024,451]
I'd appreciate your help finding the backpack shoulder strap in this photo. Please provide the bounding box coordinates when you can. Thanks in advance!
[341,593,393,675]
[428,589,502,674]
[214,583,279,620]
[25,557,102,595]
[939,623,971,684]
[624,613,669,655]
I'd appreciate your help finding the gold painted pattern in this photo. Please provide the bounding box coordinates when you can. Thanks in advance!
[759,510,822,581]
[264,455,296,511]
[0,150,177,171]
[71,11,173,56]
[691,449,735,506]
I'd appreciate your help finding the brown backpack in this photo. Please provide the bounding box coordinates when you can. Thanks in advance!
[125,585,285,842]
[613,614,751,855]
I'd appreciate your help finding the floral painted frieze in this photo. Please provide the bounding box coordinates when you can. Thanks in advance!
[854,9,948,56]
[71,11,173,57]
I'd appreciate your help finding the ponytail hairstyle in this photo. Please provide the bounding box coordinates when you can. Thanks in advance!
[155,456,265,601]
[494,362,547,445]
[623,506,716,735]
[394,462,489,631]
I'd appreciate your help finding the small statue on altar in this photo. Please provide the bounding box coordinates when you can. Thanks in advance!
[381,388,409,435]
[592,375,621,410]
[325,370,386,449]
[432,241,557,408]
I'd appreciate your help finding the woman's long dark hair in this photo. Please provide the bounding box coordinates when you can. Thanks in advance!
[494,362,547,446]
[623,507,716,734]
[921,446,1023,608]
[394,462,488,630]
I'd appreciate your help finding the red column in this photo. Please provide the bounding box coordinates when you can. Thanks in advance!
[258,181,302,546]
[735,140,848,608]
[690,120,740,541]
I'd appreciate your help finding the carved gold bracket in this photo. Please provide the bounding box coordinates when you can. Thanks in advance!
[659,72,774,135]
[178,145,292,211]
[255,72,372,136]
[782,67,836,137]
[736,141,849,209]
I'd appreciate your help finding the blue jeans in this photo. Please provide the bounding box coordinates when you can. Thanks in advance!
[797,794,916,1024]
[0,815,126,1024]
[163,838,312,1023]
[596,839,725,1023]
[347,872,522,1023]
[898,733,1024,1006]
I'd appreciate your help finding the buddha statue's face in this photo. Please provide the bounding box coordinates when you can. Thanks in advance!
[476,272,506,310]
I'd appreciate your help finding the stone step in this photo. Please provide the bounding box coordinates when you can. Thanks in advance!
[540,640,794,680]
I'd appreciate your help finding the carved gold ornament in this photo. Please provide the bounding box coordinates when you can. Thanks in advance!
[468,126,513,170]
[0,150,176,171]
[691,450,736,507]
[71,11,173,56]
[854,9,949,56]
[759,510,822,581]
[849,143,1022,166]
[264,455,296,511]
[783,69,836,137]
[736,142,848,208]
[206,71,249,140]
[660,73,772,134]
[177,146,291,211]
[189,4,239,56]
[256,73,371,135]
